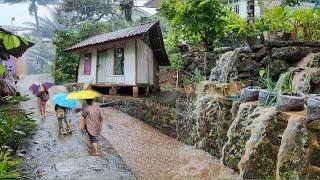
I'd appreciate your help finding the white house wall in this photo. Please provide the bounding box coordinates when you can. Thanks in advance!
[123,40,136,85]
[137,40,150,84]
[234,0,261,18]
[77,48,98,84]
[106,49,114,76]
[147,43,155,86]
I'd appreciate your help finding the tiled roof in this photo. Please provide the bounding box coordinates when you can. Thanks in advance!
[66,21,159,51]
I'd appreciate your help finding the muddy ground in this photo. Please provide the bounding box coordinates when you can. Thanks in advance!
[17,75,135,179]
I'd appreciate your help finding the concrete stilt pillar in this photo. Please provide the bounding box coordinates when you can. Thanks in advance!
[145,86,150,96]
[109,87,117,95]
[132,86,139,97]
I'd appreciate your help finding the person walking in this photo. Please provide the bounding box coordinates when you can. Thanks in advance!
[55,104,73,135]
[37,90,49,119]
[82,99,103,156]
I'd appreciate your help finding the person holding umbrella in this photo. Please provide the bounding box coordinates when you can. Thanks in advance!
[67,90,102,156]
[30,82,53,119]
[52,93,78,135]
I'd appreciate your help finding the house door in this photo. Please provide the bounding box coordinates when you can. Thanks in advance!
[97,51,107,83]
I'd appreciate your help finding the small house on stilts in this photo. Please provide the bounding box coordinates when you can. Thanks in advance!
[65,21,169,97]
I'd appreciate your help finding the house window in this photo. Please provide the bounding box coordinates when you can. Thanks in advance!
[84,53,92,75]
[114,48,124,75]
[234,4,240,14]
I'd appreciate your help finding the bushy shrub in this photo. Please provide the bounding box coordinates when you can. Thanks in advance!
[292,8,320,41]
[0,151,20,179]
[0,108,36,151]
[160,0,226,50]
[261,7,292,33]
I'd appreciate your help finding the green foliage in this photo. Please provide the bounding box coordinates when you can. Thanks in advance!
[182,68,205,85]
[281,73,294,94]
[258,67,276,91]
[0,65,6,75]
[260,7,292,33]
[0,108,36,151]
[160,0,226,50]
[55,0,117,26]
[293,8,320,41]
[224,11,248,36]
[164,32,183,70]
[161,83,175,90]
[52,30,80,83]
[2,96,30,104]
[0,32,21,50]
[119,0,134,22]
[0,151,20,179]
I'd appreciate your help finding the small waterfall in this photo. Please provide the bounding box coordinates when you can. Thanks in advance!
[209,49,241,83]
[276,115,308,179]
[220,102,257,168]
[275,53,319,94]
[238,107,277,178]
[297,53,317,68]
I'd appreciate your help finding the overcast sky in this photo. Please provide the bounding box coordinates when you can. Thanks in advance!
[0,2,53,27]
[0,1,156,28]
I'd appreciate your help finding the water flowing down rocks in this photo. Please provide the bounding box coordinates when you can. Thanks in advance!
[276,113,309,179]
[209,49,241,83]
[238,107,277,178]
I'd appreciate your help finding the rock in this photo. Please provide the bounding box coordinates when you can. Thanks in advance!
[266,41,320,48]
[213,47,235,54]
[33,140,40,144]
[178,44,189,53]
[307,120,320,131]
[261,56,289,79]
[308,148,320,166]
[276,95,305,112]
[240,87,261,103]
[271,46,316,64]
[36,169,47,177]
[307,165,320,179]
[16,153,25,157]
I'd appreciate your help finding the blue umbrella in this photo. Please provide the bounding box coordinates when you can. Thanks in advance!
[52,93,79,108]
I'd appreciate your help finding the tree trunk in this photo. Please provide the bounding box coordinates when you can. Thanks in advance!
[31,0,40,38]
[247,0,255,29]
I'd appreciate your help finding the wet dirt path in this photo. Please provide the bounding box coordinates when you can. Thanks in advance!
[101,107,237,179]
[17,75,135,179]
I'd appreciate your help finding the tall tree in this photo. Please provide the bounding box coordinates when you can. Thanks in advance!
[119,0,134,22]
[23,16,65,39]
[55,0,118,27]
[0,0,58,38]
[247,0,255,28]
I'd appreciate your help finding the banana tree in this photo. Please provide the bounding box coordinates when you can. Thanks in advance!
[0,28,34,59]
[0,0,58,38]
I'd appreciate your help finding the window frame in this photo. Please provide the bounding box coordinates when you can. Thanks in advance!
[114,48,125,75]
[83,53,92,75]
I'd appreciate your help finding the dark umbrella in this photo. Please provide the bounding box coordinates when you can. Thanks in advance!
[29,82,54,95]
[0,27,34,60]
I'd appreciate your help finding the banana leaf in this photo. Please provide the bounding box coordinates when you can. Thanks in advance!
[0,28,34,60]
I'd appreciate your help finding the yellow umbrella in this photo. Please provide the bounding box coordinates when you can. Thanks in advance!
[66,90,101,99]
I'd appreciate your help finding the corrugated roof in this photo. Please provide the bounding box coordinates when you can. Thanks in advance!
[66,21,170,66]
[144,0,160,8]
[66,21,159,52]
